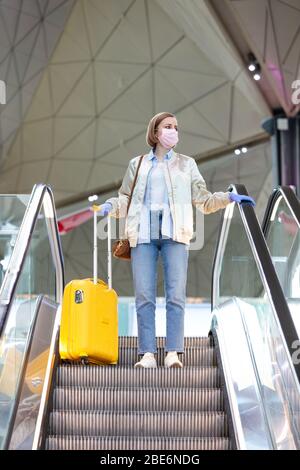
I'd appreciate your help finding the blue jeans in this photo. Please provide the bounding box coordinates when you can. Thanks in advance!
[131,210,189,355]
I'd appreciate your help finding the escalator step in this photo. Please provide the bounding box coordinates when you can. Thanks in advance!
[46,435,232,450]
[45,337,231,450]
[49,411,228,437]
[60,347,216,367]
[118,336,213,348]
[57,365,220,388]
[53,387,224,412]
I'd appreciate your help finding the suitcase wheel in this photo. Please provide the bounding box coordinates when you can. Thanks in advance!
[80,356,89,365]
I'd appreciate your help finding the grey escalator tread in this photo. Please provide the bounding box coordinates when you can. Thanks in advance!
[49,410,228,437]
[45,336,233,450]
[61,348,216,366]
[53,387,224,412]
[118,336,213,348]
[46,435,232,450]
[107,347,216,366]
[57,365,220,388]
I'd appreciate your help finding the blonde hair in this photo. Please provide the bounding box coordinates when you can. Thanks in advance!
[146,112,176,148]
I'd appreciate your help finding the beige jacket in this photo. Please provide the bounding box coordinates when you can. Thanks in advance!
[106,150,231,247]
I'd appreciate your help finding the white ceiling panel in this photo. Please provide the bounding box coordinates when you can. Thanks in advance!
[56,120,96,161]
[95,117,145,158]
[191,82,232,142]
[87,158,128,190]
[177,105,227,144]
[0,166,21,193]
[49,62,88,113]
[230,86,265,141]
[22,118,53,161]
[53,117,92,155]
[57,65,96,117]
[48,158,93,193]
[96,146,136,168]
[157,37,224,76]
[94,61,149,112]
[18,159,51,191]
[25,70,53,120]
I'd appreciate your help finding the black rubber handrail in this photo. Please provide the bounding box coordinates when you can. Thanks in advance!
[262,185,300,239]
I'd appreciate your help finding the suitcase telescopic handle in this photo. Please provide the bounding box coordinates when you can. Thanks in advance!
[91,205,112,289]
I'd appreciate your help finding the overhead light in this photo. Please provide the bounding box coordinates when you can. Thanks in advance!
[88,194,98,202]
[247,52,258,71]
[234,147,248,156]
[247,52,261,81]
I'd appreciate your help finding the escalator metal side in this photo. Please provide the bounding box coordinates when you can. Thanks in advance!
[214,184,300,380]
[210,299,274,449]
[32,306,61,450]
[0,183,64,449]
[2,296,58,449]
[211,183,300,449]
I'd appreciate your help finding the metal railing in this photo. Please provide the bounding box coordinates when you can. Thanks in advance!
[0,184,64,449]
[0,184,64,334]
[211,183,300,449]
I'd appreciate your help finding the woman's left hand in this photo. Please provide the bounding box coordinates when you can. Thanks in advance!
[229,192,256,206]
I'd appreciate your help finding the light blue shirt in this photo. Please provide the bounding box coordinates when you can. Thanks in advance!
[137,147,174,243]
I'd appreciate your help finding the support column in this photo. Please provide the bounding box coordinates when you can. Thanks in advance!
[262,113,300,195]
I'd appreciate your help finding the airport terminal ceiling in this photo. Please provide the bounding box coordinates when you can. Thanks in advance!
[0,0,278,200]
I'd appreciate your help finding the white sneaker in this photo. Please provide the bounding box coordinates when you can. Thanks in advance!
[134,352,157,368]
[164,351,183,368]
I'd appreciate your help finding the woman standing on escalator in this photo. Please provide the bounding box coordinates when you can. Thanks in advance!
[99,112,255,368]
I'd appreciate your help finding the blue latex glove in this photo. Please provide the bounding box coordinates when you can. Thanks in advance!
[99,202,113,216]
[229,192,256,206]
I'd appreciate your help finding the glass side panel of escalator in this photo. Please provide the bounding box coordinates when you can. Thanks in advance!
[214,202,300,448]
[0,195,30,287]
[0,204,56,449]
[264,193,300,336]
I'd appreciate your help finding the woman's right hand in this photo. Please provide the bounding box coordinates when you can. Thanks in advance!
[99,202,113,216]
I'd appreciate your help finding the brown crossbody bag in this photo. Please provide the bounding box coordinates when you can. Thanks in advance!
[112,155,144,260]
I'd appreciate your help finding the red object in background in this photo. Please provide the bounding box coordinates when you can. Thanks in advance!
[57,207,93,235]
[278,210,298,237]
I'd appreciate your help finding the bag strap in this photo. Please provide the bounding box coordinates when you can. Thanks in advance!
[126,155,144,215]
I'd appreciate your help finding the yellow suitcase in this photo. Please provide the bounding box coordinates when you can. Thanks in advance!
[59,207,118,365]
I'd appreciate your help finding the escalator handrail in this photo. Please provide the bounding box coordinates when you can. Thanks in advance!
[262,185,300,238]
[262,185,300,323]
[212,183,300,382]
[0,183,65,335]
